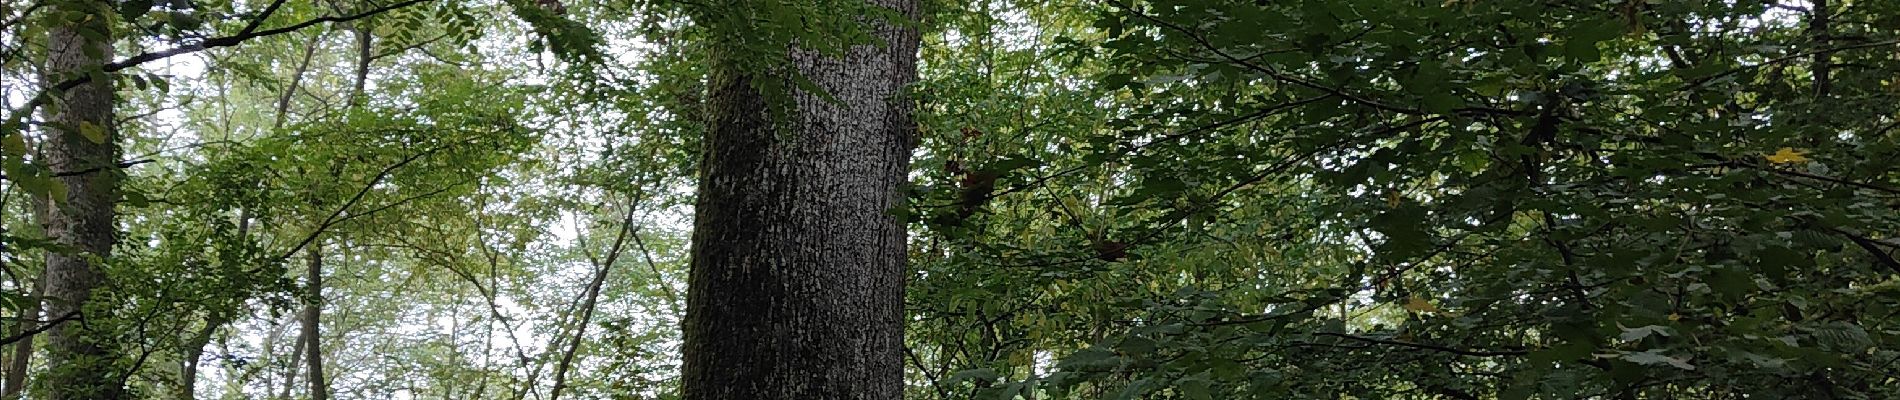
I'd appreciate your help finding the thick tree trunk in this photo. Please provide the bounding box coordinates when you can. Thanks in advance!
[39,0,123,398]
[679,1,921,399]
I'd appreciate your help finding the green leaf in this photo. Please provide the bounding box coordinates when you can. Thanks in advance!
[1058,348,1119,371]
[1563,39,1602,62]
[2,132,25,156]
[946,368,1001,386]
[77,121,107,144]
[790,74,840,106]
[1422,92,1465,114]
[1177,375,1214,400]
[118,0,154,21]
[1617,324,1672,342]
[1118,336,1157,355]
[1616,350,1695,370]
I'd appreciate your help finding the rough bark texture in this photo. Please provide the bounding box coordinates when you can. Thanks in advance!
[679,0,921,399]
[39,0,124,398]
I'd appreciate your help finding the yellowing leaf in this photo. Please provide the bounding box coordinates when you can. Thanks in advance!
[1403,296,1442,313]
[1668,313,1681,322]
[1765,147,1809,164]
[1385,189,1403,208]
[77,121,106,144]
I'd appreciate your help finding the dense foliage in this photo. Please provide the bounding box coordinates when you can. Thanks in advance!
[1,0,1897,398]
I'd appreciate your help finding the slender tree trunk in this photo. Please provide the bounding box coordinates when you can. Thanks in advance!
[251,315,283,397]
[2,275,41,398]
[1809,0,1832,98]
[175,312,228,400]
[679,1,921,398]
[294,22,369,400]
[39,0,124,398]
[301,244,328,400]
[277,316,303,400]
[273,31,328,129]
[178,206,251,400]
[547,261,608,400]
[550,216,633,400]
[283,23,368,399]
[2,160,50,400]
[348,26,373,107]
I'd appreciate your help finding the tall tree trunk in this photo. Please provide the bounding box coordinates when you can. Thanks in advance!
[178,208,251,400]
[1809,0,1832,98]
[300,244,328,400]
[284,23,367,399]
[679,1,921,398]
[39,0,123,398]
[277,317,303,400]
[2,156,52,400]
[547,259,609,400]
[273,32,328,129]
[348,25,373,107]
[175,312,228,400]
[296,22,370,400]
[550,214,634,400]
[2,275,41,398]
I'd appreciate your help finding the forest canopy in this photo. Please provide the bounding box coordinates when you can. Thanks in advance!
[0,0,1897,399]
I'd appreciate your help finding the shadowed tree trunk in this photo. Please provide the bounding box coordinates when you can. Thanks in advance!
[286,23,369,400]
[2,274,41,398]
[679,0,921,399]
[301,245,328,400]
[2,148,52,400]
[38,0,123,399]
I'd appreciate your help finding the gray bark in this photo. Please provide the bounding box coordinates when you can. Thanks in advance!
[679,1,921,398]
[39,0,122,396]
[39,0,123,399]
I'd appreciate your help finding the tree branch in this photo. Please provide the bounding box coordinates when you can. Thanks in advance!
[0,0,434,132]
[0,311,78,346]
[0,159,153,181]
[1314,332,1528,357]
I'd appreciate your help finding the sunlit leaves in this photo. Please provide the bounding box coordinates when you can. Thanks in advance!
[1765,147,1810,164]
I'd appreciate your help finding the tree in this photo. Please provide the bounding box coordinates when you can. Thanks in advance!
[36,0,124,397]
[678,0,922,397]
